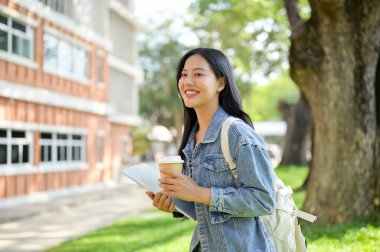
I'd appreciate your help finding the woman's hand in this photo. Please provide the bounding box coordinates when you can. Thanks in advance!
[159,170,211,205]
[145,191,175,213]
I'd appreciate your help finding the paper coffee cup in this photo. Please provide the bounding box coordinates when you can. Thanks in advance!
[158,155,184,178]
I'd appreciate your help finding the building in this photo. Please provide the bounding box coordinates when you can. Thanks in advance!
[0,0,143,208]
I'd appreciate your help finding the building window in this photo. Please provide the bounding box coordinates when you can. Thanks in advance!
[40,133,53,162]
[37,0,72,17]
[0,128,33,166]
[43,33,89,81]
[0,14,34,60]
[40,132,85,163]
[72,134,83,161]
[56,133,68,161]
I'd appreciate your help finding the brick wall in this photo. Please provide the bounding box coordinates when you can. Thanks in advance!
[0,1,132,200]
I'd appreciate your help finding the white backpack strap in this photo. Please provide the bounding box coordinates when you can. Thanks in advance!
[278,186,293,196]
[295,210,317,223]
[221,117,240,186]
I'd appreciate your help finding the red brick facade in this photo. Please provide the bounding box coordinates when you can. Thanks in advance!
[0,0,134,202]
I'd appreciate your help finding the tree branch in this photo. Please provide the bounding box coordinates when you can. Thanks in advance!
[283,0,303,35]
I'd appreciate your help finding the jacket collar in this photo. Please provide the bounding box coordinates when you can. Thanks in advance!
[182,106,229,160]
[201,106,228,143]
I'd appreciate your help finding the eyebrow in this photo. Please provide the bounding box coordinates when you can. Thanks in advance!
[182,68,207,72]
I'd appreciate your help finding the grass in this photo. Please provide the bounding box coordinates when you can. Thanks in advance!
[303,217,380,252]
[47,211,196,252]
[47,166,380,252]
[275,165,308,208]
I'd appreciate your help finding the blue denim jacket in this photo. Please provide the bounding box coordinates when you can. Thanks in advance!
[182,107,276,252]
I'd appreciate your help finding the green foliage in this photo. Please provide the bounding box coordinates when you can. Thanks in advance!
[275,165,308,208]
[139,21,189,127]
[48,166,379,252]
[138,1,310,127]
[188,0,311,106]
[131,127,151,156]
[243,75,300,121]
[189,0,291,83]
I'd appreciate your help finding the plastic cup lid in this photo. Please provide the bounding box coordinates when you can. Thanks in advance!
[158,155,184,164]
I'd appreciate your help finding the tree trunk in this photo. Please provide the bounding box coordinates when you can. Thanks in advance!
[286,0,380,224]
[279,94,311,166]
[373,41,380,215]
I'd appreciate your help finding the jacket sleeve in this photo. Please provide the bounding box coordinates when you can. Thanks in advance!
[209,125,276,217]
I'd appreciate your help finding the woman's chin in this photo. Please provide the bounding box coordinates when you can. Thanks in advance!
[184,102,196,108]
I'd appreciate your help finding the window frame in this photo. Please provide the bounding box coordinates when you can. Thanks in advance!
[0,128,35,175]
[43,29,91,85]
[39,131,87,172]
[37,0,71,16]
[0,122,89,175]
[0,12,35,62]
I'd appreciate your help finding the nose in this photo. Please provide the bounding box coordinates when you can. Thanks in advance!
[184,76,194,85]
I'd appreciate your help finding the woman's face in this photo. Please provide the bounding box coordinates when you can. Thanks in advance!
[178,54,225,112]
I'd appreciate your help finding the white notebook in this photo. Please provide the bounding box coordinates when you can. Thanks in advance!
[122,163,196,220]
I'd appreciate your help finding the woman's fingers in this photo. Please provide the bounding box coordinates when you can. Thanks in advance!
[159,169,181,178]
[168,200,176,212]
[158,193,173,211]
[159,175,182,190]
[159,180,175,191]
[162,195,173,211]
[153,192,163,206]
[150,192,175,213]
[159,177,175,184]
[145,191,154,200]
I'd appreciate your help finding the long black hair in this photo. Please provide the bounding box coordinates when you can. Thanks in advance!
[176,48,253,156]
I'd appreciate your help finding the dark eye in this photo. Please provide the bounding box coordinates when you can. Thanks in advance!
[181,73,187,77]
[194,73,202,77]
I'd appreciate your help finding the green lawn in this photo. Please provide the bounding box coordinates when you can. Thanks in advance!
[47,166,380,252]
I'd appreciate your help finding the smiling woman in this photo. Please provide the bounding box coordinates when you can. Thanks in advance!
[145,48,277,252]
[178,54,225,112]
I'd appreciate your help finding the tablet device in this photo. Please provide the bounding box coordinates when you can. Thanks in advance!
[122,163,196,220]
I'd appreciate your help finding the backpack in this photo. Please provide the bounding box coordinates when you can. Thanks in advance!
[221,117,317,252]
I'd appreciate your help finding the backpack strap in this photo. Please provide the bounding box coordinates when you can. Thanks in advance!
[221,117,240,186]
[295,209,317,223]
[221,117,317,223]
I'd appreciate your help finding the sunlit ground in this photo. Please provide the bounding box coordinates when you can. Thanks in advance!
[47,166,380,252]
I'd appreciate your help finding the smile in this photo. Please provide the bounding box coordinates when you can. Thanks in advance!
[184,90,200,96]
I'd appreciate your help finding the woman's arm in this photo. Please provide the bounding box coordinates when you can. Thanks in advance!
[210,140,276,217]
[159,142,275,217]
[159,170,211,205]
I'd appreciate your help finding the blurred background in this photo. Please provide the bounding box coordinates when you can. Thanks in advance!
[1,1,379,250]
[0,0,304,209]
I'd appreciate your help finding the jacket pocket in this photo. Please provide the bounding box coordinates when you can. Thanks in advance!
[210,211,232,224]
[204,154,230,172]
[203,154,233,187]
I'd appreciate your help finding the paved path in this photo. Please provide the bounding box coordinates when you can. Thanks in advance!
[0,181,153,252]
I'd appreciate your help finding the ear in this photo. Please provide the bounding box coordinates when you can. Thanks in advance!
[217,77,226,92]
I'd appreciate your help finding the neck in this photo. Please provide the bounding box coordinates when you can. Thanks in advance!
[195,105,219,133]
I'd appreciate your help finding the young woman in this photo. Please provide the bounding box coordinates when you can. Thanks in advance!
[146,48,276,252]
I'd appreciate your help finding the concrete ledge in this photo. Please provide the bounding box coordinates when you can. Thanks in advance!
[0,182,118,211]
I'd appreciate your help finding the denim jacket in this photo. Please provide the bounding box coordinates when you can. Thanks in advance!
[182,107,276,252]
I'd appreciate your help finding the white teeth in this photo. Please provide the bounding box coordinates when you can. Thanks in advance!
[185,90,198,95]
